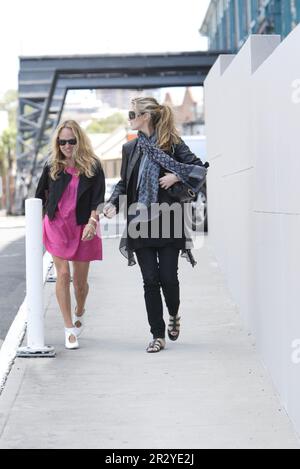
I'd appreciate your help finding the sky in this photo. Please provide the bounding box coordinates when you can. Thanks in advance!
[0,0,210,97]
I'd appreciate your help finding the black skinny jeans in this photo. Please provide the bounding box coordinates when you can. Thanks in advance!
[135,244,180,339]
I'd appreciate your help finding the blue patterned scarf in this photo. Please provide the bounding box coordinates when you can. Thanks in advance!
[137,131,206,207]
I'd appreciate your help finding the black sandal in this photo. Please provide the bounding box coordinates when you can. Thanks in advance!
[167,315,181,341]
[146,338,166,353]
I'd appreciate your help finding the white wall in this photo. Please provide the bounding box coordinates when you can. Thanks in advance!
[204,29,300,433]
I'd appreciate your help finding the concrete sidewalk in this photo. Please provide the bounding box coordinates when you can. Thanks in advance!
[0,235,299,449]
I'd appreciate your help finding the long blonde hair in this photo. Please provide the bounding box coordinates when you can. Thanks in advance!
[49,120,100,180]
[131,97,181,151]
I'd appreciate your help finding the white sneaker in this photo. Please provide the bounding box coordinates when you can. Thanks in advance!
[73,307,86,337]
[65,327,79,349]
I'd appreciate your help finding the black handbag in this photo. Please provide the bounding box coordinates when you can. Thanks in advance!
[167,182,198,203]
[167,162,209,203]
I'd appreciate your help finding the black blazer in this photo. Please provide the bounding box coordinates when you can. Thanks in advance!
[109,138,204,210]
[35,161,105,225]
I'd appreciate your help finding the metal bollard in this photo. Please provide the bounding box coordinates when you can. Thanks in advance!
[17,198,55,358]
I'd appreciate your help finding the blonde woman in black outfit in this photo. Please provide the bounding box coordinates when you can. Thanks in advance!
[104,97,206,353]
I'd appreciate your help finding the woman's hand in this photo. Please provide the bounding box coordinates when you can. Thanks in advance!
[159,172,180,190]
[103,203,117,219]
[81,223,96,241]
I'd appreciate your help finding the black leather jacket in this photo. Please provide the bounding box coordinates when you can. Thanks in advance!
[35,161,105,225]
[109,138,204,210]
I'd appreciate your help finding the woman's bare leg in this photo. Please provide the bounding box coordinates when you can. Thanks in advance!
[52,256,74,330]
[72,261,90,318]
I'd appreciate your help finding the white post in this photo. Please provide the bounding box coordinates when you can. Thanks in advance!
[17,198,55,357]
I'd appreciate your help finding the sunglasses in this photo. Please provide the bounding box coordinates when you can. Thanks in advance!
[58,138,77,146]
[128,111,145,120]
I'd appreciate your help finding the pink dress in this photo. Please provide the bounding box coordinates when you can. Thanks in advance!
[43,167,102,261]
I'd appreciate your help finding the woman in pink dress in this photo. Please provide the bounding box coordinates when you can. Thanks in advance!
[35,120,105,350]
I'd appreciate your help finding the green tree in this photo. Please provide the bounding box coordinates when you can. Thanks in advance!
[0,139,6,176]
[86,112,127,133]
[0,89,17,170]
[1,128,16,167]
[0,89,17,128]
[0,90,18,213]
[0,128,16,213]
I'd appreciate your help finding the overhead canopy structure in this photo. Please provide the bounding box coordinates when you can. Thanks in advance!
[15,50,222,212]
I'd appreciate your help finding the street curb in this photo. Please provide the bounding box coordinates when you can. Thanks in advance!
[0,251,53,394]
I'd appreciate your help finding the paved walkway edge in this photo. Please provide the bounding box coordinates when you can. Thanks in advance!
[0,251,52,393]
